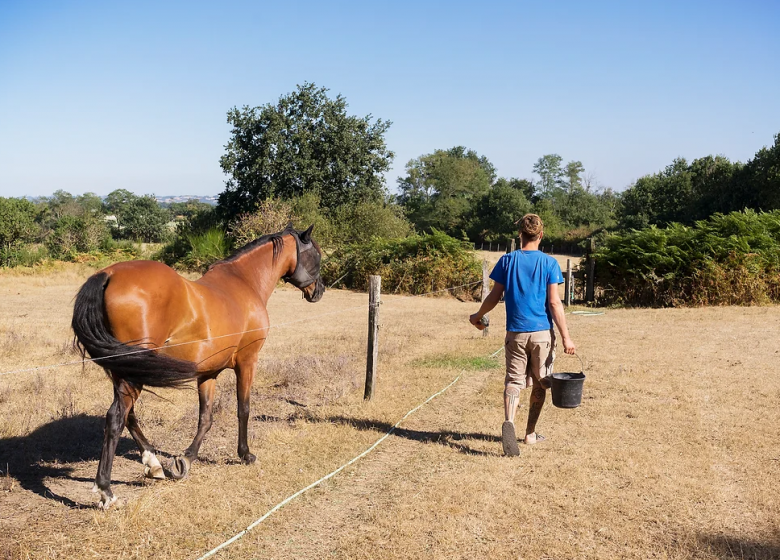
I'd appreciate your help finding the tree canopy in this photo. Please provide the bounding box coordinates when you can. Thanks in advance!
[397,146,495,236]
[218,83,394,221]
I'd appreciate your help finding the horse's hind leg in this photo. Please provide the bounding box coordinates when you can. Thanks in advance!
[94,380,138,509]
[169,376,216,479]
[126,405,165,480]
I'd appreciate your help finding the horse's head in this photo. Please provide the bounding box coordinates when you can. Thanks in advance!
[282,224,325,303]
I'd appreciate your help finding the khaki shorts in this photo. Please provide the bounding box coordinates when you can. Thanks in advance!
[504,330,556,391]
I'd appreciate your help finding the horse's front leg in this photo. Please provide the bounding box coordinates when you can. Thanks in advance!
[235,356,259,464]
[168,376,217,479]
[94,381,138,509]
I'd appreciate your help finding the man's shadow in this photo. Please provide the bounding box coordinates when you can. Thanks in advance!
[0,414,140,508]
[695,531,780,560]
[313,415,502,457]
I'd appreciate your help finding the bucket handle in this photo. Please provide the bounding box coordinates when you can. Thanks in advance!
[556,351,584,373]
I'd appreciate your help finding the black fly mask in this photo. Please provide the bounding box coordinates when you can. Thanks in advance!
[282,224,325,303]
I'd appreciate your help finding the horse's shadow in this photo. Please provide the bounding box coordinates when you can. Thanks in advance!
[312,415,502,457]
[0,414,141,508]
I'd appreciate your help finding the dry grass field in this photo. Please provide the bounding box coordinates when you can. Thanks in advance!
[1,263,779,559]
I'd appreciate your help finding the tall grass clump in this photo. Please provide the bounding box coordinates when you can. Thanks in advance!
[594,210,780,306]
[183,229,230,271]
[323,228,481,298]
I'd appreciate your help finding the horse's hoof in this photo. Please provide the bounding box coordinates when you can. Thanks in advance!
[98,490,118,510]
[241,453,256,465]
[168,456,191,480]
[142,451,166,480]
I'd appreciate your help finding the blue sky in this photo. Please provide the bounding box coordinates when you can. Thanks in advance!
[1,0,778,198]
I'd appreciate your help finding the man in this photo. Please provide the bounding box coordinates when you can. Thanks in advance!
[469,214,576,457]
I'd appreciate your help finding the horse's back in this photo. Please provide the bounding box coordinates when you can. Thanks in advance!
[101,261,192,342]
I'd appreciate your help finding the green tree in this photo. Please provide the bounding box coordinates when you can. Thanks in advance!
[397,147,494,236]
[467,183,532,242]
[739,132,780,211]
[116,196,172,242]
[0,197,40,265]
[563,160,585,193]
[218,83,394,220]
[532,154,563,197]
[494,177,535,201]
[105,189,137,217]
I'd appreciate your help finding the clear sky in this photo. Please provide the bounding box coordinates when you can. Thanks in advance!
[1,0,778,198]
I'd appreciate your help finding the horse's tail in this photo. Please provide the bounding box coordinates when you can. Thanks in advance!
[72,271,198,388]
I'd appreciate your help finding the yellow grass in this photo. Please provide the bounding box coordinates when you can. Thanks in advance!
[0,263,778,559]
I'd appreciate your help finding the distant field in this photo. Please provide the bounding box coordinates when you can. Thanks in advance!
[0,264,778,559]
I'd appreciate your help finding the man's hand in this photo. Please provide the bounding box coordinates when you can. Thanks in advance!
[469,313,486,330]
[562,336,576,355]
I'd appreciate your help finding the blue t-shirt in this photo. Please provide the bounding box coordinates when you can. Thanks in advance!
[489,250,564,333]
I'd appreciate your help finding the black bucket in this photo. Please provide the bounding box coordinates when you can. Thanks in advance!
[550,355,586,408]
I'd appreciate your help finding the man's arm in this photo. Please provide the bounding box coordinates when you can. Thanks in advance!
[469,283,504,329]
[547,283,576,354]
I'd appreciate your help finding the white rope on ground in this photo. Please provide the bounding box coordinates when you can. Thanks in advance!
[0,280,482,378]
[193,372,463,560]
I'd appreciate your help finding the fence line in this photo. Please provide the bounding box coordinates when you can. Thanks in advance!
[0,280,483,378]
[194,372,465,560]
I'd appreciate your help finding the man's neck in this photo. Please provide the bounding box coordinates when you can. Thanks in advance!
[520,240,541,251]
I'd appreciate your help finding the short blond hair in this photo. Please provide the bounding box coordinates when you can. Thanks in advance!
[518,213,543,241]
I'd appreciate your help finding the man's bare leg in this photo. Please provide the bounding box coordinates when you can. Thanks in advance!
[502,386,522,456]
[524,382,546,444]
[504,386,521,422]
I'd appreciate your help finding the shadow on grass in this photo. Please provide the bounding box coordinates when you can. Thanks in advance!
[696,531,780,560]
[317,415,502,457]
[0,414,140,508]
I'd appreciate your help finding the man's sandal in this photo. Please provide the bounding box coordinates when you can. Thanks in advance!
[502,421,520,457]
[524,433,546,445]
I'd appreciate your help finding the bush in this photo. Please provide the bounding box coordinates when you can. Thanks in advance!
[46,215,111,260]
[593,210,780,306]
[0,197,41,266]
[330,200,412,244]
[0,244,49,267]
[323,229,481,298]
[229,199,296,246]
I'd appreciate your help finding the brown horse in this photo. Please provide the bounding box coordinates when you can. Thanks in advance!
[71,224,324,509]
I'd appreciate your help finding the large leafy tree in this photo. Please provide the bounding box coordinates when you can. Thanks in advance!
[397,146,495,236]
[563,160,585,193]
[467,183,532,242]
[105,189,172,242]
[532,154,563,197]
[218,83,394,220]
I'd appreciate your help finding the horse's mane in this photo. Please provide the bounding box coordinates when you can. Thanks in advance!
[210,224,294,269]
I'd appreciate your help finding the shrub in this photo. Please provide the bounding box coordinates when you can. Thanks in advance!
[230,199,296,246]
[0,197,41,266]
[46,215,111,260]
[330,200,412,244]
[323,228,481,298]
[593,210,780,306]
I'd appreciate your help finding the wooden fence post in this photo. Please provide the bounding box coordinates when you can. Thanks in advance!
[364,275,381,400]
[509,238,516,253]
[481,260,490,337]
[564,258,572,306]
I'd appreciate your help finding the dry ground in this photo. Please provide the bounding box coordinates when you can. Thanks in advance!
[0,263,778,559]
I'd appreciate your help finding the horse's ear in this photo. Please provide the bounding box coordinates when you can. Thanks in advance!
[286,221,294,231]
[300,224,314,244]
